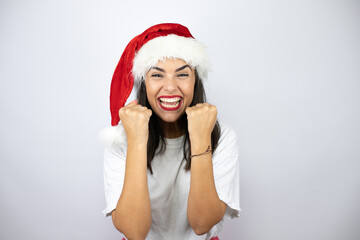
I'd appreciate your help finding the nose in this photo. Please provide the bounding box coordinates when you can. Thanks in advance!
[163,76,177,92]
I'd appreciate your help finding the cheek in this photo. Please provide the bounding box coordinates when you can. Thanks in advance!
[181,85,195,104]
[183,81,195,96]
[145,82,155,98]
[145,82,160,108]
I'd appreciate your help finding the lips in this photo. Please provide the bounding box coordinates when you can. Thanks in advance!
[157,95,182,111]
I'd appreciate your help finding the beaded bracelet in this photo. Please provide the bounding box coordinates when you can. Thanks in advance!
[190,145,212,159]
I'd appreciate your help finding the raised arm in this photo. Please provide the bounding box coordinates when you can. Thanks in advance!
[111,100,152,240]
[186,103,227,235]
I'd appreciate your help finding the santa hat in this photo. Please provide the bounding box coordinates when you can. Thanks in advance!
[109,23,211,127]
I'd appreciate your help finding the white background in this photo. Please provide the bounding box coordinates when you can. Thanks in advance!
[1,0,359,239]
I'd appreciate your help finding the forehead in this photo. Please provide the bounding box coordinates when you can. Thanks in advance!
[154,58,190,69]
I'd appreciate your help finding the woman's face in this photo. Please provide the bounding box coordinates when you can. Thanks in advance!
[145,58,196,123]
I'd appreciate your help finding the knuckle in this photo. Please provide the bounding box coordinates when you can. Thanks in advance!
[119,107,125,116]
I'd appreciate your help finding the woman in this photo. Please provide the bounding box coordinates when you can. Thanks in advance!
[101,23,240,240]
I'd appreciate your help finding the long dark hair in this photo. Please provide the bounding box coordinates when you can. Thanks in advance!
[136,70,221,174]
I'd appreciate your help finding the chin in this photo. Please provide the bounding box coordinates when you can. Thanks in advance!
[155,110,185,123]
[157,114,181,123]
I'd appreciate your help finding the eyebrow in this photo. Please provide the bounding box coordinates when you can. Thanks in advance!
[150,65,192,73]
[150,67,165,72]
[175,65,192,72]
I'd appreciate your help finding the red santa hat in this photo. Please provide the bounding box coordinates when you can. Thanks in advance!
[109,23,210,126]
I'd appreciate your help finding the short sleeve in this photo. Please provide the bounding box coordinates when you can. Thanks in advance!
[102,144,126,217]
[212,122,241,220]
[99,123,128,217]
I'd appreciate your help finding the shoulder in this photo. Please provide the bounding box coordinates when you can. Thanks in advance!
[217,121,238,147]
[213,121,238,159]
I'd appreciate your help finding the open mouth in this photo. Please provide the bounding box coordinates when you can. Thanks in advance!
[158,95,182,111]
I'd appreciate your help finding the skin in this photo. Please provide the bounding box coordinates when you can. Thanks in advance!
[145,58,196,138]
[111,58,226,239]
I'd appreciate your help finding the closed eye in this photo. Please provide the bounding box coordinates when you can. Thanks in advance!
[177,73,189,77]
[151,74,163,78]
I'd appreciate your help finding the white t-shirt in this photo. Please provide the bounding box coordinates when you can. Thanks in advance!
[101,121,241,240]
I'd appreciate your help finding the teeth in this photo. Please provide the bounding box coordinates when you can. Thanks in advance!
[159,97,181,103]
[160,101,180,108]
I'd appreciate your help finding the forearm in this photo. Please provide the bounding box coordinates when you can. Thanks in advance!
[112,138,151,240]
[187,138,224,235]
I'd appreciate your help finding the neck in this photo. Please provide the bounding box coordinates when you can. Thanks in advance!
[158,116,186,139]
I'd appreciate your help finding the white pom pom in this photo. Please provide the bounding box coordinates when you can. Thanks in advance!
[98,123,127,146]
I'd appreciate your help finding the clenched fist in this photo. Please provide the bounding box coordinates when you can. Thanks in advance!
[185,103,217,144]
[119,100,152,142]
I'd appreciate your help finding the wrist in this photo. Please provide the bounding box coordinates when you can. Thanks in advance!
[190,137,211,153]
[127,136,148,149]
[190,145,212,159]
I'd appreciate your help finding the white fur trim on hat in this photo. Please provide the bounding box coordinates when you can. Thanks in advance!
[132,34,210,82]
